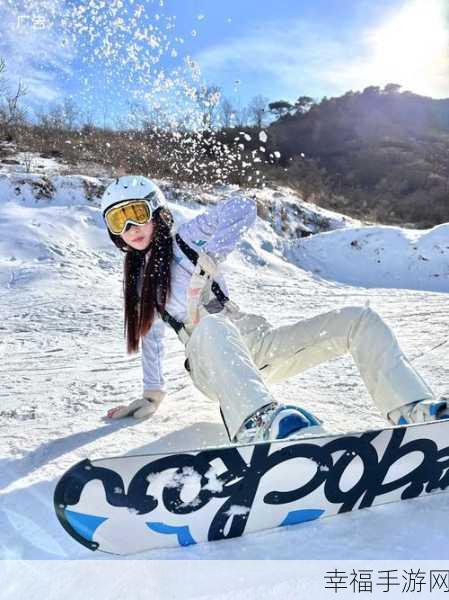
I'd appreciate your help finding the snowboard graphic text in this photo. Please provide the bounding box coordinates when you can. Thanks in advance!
[54,422,449,554]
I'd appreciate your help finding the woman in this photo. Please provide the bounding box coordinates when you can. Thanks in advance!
[102,175,447,443]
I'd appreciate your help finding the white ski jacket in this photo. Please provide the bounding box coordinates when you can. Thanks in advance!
[141,195,257,394]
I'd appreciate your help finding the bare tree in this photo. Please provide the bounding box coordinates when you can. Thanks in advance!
[100,97,110,130]
[248,95,269,127]
[195,85,221,129]
[0,57,28,139]
[220,97,235,128]
[23,152,33,172]
[122,99,148,130]
[0,57,7,96]
[5,82,28,122]
[81,108,95,135]
[62,97,80,131]
[34,98,81,133]
[46,105,65,129]
[235,105,251,127]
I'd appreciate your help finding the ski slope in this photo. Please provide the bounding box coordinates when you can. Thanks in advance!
[1,170,449,568]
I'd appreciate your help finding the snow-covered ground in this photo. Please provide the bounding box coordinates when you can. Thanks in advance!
[1,167,449,586]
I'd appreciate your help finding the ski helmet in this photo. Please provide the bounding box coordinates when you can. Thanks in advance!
[101,175,166,218]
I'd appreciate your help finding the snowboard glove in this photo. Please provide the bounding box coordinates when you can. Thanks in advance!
[107,389,166,420]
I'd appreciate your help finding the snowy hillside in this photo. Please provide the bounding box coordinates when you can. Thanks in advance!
[290,223,449,293]
[1,164,449,576]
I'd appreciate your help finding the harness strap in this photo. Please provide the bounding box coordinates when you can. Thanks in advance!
[161,234,231,341]
[160,309,184,334]
[175,234,230,305]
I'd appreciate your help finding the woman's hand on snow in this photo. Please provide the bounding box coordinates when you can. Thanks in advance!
[106,390,166,420]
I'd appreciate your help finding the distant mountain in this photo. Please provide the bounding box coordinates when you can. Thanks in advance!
[267,88,449,227]
[270,87,449,156]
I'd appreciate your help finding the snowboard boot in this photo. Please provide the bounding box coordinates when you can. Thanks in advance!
[388,397,449,425]
[234,402,325,443]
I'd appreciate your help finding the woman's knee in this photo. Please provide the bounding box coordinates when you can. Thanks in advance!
[340,305,381,324]
[344,305,389,349]
[195,313,229,337]
[191,314,241,350]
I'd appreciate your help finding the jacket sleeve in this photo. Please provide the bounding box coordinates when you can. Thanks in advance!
[178,196,257,262]
[141,317,167,393]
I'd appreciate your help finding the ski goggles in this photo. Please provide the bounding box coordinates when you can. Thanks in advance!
[104,199,153,235]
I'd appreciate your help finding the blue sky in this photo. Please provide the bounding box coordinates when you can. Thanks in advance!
[1,0,448,127]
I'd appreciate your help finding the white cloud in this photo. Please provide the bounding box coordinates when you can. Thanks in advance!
[194,2,449,100]
[195,19,350,100]
[0,2,76,112]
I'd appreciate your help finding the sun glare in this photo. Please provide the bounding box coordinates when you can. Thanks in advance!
[365,0,449,96]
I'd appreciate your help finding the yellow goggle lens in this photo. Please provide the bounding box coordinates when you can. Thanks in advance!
[105,200,152,234]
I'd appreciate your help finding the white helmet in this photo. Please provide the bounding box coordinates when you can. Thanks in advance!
[101,175,166,217]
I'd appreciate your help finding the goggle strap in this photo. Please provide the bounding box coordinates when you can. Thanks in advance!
[144,191,158,211]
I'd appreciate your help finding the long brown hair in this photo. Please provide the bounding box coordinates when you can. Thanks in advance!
[108,207,174,353]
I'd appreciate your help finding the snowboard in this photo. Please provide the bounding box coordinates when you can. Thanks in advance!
[54,419,449,555]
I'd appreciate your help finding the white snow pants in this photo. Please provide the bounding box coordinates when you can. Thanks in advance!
[184,305,434,441]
